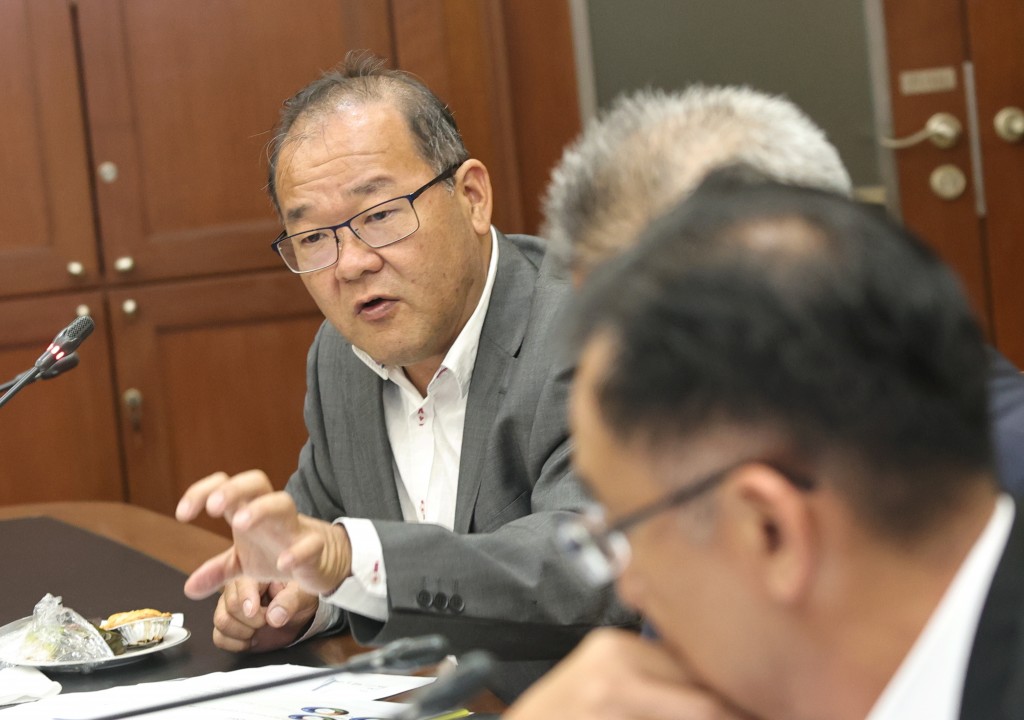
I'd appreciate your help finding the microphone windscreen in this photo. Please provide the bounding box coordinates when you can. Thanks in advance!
[61,316,95,345]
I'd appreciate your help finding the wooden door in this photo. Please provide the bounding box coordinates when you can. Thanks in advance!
[0,0,99,297]
[75,0,393,285]
[392,0,582,235]
[879,0,1024,365]
[0,293,123,503]
[964,1,1024,364]
[107,271,323,534]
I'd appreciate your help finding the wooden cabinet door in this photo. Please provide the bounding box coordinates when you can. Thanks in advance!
[107,271,323,533]
[0,0,99,297]
[0,293,123,503]
[75,0,392,285]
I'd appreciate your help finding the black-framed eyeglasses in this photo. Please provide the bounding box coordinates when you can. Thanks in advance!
[271,162,463,274]
[555,459,816,586]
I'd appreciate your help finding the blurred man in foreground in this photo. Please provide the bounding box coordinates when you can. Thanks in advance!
[507,175,1022,719]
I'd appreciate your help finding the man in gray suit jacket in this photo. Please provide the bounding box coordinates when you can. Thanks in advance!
[175,53,630,700]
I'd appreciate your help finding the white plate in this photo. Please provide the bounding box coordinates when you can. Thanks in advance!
[0,618,190,672]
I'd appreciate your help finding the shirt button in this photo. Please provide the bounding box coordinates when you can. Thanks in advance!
[416,590,432,609]
[433,592,449,611]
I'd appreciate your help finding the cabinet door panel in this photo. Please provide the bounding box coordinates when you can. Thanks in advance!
[0,293,123,503]
[108,272,323,534]
[76,0,392,284]
[0,0,99,297]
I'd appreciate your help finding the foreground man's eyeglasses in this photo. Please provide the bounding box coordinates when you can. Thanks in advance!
[556,459,816,586]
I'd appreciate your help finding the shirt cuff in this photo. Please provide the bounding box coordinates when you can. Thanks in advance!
[320,517,389,622]
[295,596,343,642]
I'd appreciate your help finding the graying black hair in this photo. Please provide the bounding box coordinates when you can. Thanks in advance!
[266,51,469,216]
[543,86,852,276]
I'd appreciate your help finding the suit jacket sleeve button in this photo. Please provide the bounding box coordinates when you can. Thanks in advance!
[433,591,449,611]
[449,594,465,614]
[416,590,432,609]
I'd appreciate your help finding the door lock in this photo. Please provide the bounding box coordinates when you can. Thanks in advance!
[929,164,968,200]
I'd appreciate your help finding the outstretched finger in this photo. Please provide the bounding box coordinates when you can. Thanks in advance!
[184,546,243,600]
[176,471,231,522]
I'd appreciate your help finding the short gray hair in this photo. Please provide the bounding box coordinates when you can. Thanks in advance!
[542,86,853,276]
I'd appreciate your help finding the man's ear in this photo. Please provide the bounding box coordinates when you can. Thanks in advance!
[457,159,493,236]
[724,464,817,605]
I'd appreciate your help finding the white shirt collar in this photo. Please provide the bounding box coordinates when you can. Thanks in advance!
[353,226,499,399]
[867,493,1016,720]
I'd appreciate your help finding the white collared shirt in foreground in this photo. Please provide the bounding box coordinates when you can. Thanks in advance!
[867,493,1015,720]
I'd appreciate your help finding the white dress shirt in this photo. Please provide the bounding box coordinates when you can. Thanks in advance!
[305,228,499,632]
[867,493,1015,720]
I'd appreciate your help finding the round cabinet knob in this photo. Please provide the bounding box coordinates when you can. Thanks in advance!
[67,261,85,277]
[97,161,118,183]
[114,256,135,273]
[75,304,91,318]
[929,164,968,201]
[994,107,1024,143]
[122,298,138,316]
[123,388,143,431]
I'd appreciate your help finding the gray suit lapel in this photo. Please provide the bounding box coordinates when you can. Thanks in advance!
[347,365,404,520]
[453,233,535,532]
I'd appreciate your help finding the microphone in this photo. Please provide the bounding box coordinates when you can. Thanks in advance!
[35,315,95,371]
[0,317,93,409]
[394,650,495,720]
[0,352,80,394]
[67,634,452,720]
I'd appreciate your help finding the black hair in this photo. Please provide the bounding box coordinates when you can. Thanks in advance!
[572,168,994,539]
[266,51,469,216]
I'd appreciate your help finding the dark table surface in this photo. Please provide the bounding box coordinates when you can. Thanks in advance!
[0,516,326,693]
[0,505,505,716]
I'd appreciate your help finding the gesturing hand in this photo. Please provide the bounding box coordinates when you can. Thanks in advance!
[175,470,353,600]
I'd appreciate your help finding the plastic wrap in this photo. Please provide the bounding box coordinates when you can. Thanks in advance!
[11,594,114,663]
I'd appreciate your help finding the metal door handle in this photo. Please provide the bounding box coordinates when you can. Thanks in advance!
[994,107,1024,143]
[881,112,962,149]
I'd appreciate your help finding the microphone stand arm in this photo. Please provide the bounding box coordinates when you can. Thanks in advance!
[0,367,41,409]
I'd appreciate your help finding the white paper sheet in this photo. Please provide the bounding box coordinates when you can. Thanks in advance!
[0,665,434,720]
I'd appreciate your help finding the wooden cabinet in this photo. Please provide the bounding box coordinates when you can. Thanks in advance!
[0,293,122,503]
[0,0,98,297]
[76,0,391,285]
[0,0,581,523]
[107,272,323,535]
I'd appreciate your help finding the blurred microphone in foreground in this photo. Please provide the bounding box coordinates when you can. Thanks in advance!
[394,650,496,720]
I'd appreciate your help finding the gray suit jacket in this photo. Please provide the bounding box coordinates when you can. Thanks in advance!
[286,232,635,698]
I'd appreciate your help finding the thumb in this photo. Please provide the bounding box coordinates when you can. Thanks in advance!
[184,547,242,600]
[266,582,319,629]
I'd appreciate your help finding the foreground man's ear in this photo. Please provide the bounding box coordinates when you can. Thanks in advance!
[726,463,817,605]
